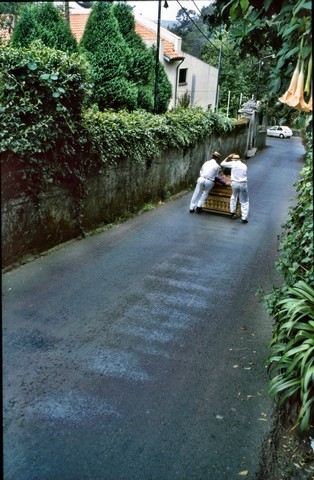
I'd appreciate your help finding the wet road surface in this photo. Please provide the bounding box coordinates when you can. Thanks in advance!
[2,137,305,479]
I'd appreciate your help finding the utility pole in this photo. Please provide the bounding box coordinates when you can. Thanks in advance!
[64,1,70,24]
[255,54,275,101]
[153,0,162,114]
[215,43,222,112]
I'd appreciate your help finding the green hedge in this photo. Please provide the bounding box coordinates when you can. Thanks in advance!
[0,43,234,198]
[265,132,314,431]
[0,43,88,156]
[82,107,234,168]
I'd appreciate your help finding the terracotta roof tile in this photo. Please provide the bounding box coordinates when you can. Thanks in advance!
[1,12,184,62]
[70,13,183,60]
[134,21,183,60]
[163,39,184,60]
[0,15,15,44]
[69,13,89,43]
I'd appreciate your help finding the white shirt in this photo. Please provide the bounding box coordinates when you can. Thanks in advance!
[199,159,220,182]
[220,160,247,182]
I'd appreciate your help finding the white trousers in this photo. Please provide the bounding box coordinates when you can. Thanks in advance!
[231,182,249,220]
[190,177,215,209]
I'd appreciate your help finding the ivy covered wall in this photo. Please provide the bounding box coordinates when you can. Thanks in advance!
[1,123,250,268]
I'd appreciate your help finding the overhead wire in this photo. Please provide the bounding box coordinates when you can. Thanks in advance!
[191,0,202,16]
[175,0,221,53]
[177,0,234,55]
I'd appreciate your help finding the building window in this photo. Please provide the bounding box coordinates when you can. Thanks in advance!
[179,68,188,85]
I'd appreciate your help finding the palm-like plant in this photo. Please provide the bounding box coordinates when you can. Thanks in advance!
[267,281,314,431]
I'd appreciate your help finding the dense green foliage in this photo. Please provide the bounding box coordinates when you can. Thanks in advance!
[0,41,234,200]
[209,0,312,100]
[113,2,154,112]
[276,137,313,286]
[170,5,214,58]
[201,30,258,117]
[267,281,314,432]
[79,1,138,111]
[264,134,313,431]
[0,43,88,156]
[82,106,234,167]
[78,1,171,113]
[112,2,171,113]
[0,43,90,196]
[9,2,78,53]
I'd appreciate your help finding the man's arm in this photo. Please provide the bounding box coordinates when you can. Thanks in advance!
[222,153,234,163]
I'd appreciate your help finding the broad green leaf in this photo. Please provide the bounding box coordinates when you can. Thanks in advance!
[293,1,312,15]
[240,0,249,12]
[27,62,37,71]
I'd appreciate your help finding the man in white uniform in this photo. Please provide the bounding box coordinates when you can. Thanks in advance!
[220,153,249,223]
[189,151,230,213]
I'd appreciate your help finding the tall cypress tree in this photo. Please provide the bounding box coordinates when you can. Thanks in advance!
[113,2,154,112]
[9,5,39,48]
[113,1,172,113]
[10,3,78,53]
[79,1,138,111]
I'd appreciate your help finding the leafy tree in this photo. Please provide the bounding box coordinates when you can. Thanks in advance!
[201,29,258,117]
[170,6,213,58]
[112,1,171,113]
[79,1,138,111]
[8,5,39,48]
[112,1,154,112]
[9,2,78,53]
[151,49,172,114]
[209,0,312,100]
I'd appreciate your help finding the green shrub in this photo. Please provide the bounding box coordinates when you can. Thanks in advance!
[0,43,90,196]
[276,134,314,287]
[82,106,235,167]
[0,43,88,156]
[112,1,154,112]
[267,281,314,431]
[10,2,78,53]
[264,132,314,432]
[79,1,137,111]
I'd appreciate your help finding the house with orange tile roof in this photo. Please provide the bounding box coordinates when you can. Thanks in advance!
[133,15,218,110]
[1,8,218,111]
[69,12,218,110]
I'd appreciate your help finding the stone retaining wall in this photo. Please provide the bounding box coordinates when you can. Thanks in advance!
[2,121,265,268]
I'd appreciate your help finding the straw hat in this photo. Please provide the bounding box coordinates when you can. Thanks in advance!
[232,154,240,159]
[213,151,221,159]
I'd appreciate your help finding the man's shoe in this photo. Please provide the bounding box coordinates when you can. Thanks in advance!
[189,209,194,213]
[196,206,203,213]
[242,219,248,223]
[231,212,236,219]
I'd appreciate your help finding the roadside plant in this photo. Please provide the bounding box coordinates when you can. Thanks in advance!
[276,133,313,287]
[267,281,314,431]
[264,132,314,432]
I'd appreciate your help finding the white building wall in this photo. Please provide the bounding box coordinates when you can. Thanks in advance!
[177,53,218,110]
[135,15,218,111]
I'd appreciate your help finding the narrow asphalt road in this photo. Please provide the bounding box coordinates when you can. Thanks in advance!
[3,137,305,480]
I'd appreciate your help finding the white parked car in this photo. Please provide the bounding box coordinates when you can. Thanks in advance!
[267,126,293,138]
